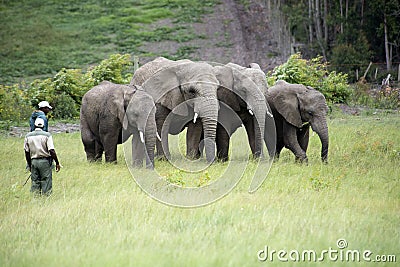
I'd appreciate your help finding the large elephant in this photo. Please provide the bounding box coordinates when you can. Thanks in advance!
[80,81,157,168]
[186,62,271,162]
[265,80,329,163]
[130,57,219,163]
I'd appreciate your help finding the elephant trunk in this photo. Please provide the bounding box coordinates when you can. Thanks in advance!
[251,100,266,158]
[311,116,329,163]
[144,121,156,169]
[195,98,218,163]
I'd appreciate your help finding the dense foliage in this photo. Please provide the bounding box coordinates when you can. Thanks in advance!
[0,54,132,123]
[267,53,350,104]
[282,0,400,82]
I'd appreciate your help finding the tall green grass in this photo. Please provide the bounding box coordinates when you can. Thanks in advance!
[0,0,218,84]
[0,114,399,266]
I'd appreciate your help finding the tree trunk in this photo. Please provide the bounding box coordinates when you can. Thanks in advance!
[309,0,313,43]
[384,12,392,71]
[339,0,343,34]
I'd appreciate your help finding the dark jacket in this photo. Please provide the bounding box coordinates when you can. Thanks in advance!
[29,111,49,132]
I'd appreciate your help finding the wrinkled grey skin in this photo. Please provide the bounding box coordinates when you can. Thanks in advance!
[80,81,157,168]
[265,80,329,163]
[130,57,219,163]
[186,62,270,161]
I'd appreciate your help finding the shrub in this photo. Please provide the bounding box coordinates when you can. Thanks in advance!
[267,53,351,104]
[0,53,134,122]
[51,93,80,119]
[85,53,133,87]
[53,68,87,105]
[0,83,32,122]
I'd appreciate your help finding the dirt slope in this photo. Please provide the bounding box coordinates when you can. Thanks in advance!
[139,0,285,72]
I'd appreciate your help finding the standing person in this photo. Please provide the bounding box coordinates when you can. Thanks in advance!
[24,118,61,196]
[29,101,52,132]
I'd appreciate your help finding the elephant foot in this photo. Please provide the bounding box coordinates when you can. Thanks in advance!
[87,155,102,163]
[186,150,201,160]
[295,156,308,164]
[216,156,229,163]
[156,155,168,161]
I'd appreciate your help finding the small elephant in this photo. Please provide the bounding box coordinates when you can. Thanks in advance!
[130,57,220,163]
[80,81,157,168]
[265,80,329,163]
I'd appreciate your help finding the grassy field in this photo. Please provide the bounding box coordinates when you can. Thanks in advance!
[0,113,399,266]
[0,0,217,84]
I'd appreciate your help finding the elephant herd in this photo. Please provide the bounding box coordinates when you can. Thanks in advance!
[80,57,329,169]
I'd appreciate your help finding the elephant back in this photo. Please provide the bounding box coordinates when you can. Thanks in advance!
[130,57,192,86]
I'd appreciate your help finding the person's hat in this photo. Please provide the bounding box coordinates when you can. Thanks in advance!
[34,118,45,128]
[38,101,52,110]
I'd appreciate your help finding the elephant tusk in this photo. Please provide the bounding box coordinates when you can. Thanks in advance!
[266,110,273,118]
[139,131,145,144]
[248,109,254,116]
[193,112,198,123]
[156,132,162,142]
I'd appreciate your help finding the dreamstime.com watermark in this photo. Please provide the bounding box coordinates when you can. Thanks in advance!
[257,239,397,263]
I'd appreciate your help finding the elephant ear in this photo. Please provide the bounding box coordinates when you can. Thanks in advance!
[214,66,241,111]
[106,85,128,127]
[142,67,187,116]
[273,91,303,128]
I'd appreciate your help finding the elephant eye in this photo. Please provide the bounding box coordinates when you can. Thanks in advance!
[188,87,197,95]
[308,111,313,116]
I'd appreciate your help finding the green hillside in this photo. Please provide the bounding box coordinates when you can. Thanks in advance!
[0,0,217,84]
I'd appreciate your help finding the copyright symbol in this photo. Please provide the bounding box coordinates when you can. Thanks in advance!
[336,238,348,249]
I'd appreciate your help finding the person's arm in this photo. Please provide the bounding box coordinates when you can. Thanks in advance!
[25,151,32,171]
[49,149,60,172]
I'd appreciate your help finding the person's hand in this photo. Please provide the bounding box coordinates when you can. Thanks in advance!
[55,164,61,172]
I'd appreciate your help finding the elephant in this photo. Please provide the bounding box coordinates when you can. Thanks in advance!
[185,62,272,162]
[80,81,157,168]
[130,57,220,163]
[265,80,329,163]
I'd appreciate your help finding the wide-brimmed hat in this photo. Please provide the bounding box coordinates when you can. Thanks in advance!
[34,118,45,128]
[38,101,52,110]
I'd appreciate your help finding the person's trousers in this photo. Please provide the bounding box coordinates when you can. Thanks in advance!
[31,158,52,195]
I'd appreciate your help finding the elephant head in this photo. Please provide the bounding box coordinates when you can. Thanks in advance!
[122,88,157,169]
[131,57,219,163]
[267,80,329,162]
[214,62,268,158]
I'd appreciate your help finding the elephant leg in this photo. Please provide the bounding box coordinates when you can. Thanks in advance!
[282,121,307,163]
[297,125,310,153]
[94,140,104,161]
[81,118,98,161]
[99,125,119,163]
[186,121,203,159]
[82,132,96,161]
[243,119,257,157]
[216,124,230,162]
[275,141,284,159]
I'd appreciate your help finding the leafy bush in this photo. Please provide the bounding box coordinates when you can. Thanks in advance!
[0,84,32,122]
[0,53,133,122]
[85,54,133,87]
[267,53,351,104]
[350,82,400,109]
